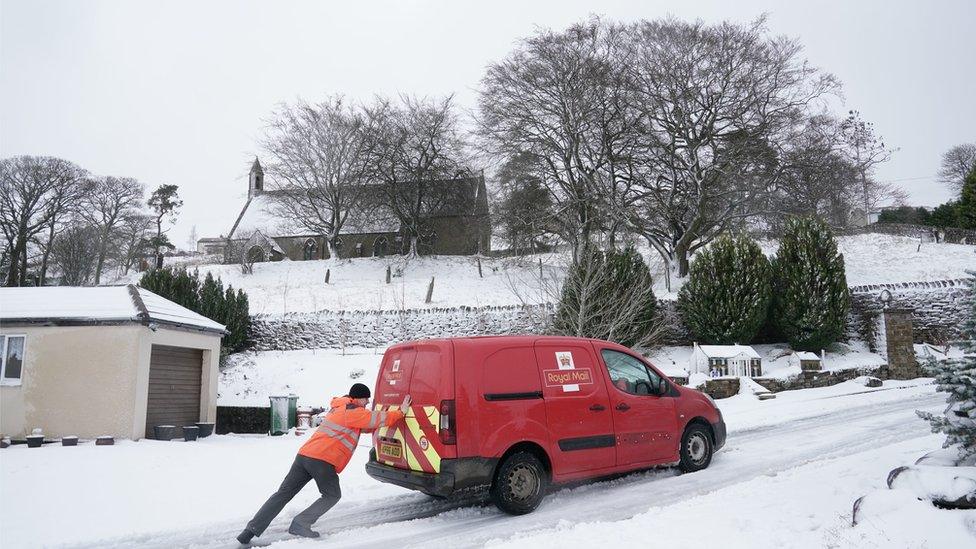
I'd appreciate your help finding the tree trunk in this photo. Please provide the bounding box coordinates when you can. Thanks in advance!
[94,227,110,285]
[674,241,691,278]
[39,222,57,285]
[408,236,419,258]
[326,240,339,261]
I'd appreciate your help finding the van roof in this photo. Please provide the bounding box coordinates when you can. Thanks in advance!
[388,335,625,348]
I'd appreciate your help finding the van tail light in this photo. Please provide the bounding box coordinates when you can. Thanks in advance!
[439,400,456,445]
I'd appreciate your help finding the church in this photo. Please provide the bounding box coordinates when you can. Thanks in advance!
[197,158,491,262]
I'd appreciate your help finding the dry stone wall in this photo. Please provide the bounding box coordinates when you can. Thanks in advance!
[246,279,969,352]
[847,278,971,346]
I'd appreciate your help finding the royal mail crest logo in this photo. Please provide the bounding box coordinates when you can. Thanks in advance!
[419,436,429,451]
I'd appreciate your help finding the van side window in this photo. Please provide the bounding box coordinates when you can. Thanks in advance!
[601,350,662,396]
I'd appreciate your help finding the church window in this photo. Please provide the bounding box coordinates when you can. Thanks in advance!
[303,238,318,260]
[373,237,389,258]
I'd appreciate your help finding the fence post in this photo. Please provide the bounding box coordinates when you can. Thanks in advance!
[425,277,435,304]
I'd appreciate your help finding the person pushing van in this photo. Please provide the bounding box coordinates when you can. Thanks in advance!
[237,383,410,544]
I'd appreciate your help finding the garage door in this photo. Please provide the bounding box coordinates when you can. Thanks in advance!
[145,345,203,439]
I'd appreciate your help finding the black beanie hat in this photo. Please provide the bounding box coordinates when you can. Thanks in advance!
[349,383,371,399]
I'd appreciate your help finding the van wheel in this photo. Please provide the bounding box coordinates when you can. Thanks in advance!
[490,451,547,515]
[679,423,713,473]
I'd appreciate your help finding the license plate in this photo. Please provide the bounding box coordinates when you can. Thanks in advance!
[379,442,402,459]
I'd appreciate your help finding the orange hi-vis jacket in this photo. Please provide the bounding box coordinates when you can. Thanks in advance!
[299,396,404,473]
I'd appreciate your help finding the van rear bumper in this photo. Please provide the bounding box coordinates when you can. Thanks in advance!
[365,451,497,497]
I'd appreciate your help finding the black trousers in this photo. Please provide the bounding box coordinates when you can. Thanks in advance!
[246,455,342,535]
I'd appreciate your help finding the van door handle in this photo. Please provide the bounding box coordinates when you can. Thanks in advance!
[616,403,631,411]
[589,404,606,412]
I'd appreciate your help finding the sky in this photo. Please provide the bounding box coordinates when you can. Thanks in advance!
[2,0,974,247]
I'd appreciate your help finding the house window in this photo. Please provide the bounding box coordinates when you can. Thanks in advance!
[1,335,26,386]
[355,242,364,257]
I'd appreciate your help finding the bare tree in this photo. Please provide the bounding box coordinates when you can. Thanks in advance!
[938,143,976,195]
[623,17,839,278]
[477,19,634,260]
[365,95,469,256]
[81,176,144,284]
[764,115,860,231]
[262,97,373,259]
[50,224,99,285]
[115,212,154,275]
[0,156,87,286]
[493,152,557,254]
[838,110,901,223]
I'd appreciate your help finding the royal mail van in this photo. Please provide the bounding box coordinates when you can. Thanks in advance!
[365,336,726,514]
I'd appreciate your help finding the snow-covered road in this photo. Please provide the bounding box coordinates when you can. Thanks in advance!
[63,384,944,549]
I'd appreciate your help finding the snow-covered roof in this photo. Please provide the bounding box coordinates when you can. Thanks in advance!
[0,285,226,334]
[793,351,821,361]
[696,344,761,359]
[228,193,305,239]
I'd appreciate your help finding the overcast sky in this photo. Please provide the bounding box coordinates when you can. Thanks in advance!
[2,0,974,246]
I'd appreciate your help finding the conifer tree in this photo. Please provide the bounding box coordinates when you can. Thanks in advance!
[771,217,850,351]
[917,273,976,460]
[679,234,772,344]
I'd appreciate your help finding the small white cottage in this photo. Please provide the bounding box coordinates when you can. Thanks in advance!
[789,351,824,371]
[690,343,763,377]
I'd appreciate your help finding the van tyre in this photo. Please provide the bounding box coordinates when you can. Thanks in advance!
[679,423,713,473]
[490,451,547,515]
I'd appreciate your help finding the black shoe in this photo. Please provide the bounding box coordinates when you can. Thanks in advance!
[237,528,256,545]
[288,523,321,538]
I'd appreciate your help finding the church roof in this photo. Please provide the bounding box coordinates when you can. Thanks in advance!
[226,174,487,240]
[250,157,263,174]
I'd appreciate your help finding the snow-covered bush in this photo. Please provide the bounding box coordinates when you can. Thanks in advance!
[917,273,976,460]
[771,217,850,351]
[678,234,771,344]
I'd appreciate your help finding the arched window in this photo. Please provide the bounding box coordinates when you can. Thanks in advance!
[373,237,389,258]
[247,246,266,263]
[419,230,437,256]
[303,238,318,260]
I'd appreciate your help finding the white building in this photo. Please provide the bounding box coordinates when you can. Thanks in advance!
[690,343,763,377]
[789,351,824,371]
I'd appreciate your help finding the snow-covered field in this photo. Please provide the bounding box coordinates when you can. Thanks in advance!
[113,234,975,314]
[3,379,969,548]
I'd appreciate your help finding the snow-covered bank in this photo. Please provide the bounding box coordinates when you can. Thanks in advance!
[0,379,951,548]
[113,234,975,313]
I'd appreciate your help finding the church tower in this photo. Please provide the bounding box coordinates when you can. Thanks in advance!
[248,157,264,198]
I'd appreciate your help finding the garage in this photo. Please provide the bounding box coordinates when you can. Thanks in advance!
[145,345,205,439]
[0,285,225,440]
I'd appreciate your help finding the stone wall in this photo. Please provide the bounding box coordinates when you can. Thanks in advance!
[248,299,694,352]
[697,366,890,399]
[839,222,976,245]
[847,278,971,346]
[248,304,555,351]
[246,278,969,353]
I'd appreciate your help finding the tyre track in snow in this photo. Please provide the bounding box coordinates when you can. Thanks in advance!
[82,389,943,549]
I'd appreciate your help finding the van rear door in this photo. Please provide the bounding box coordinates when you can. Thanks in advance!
[372,341,455,474]
[534,340,615,476]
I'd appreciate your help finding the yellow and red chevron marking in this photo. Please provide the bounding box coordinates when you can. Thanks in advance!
[374,404,442,473]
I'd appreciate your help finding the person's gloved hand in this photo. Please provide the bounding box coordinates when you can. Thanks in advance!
[400,394,412,415]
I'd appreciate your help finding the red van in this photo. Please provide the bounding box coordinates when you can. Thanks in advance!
[365,336,725,514]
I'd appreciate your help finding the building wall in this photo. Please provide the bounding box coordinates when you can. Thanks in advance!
[0,324,142,440]
[0,324,221,440]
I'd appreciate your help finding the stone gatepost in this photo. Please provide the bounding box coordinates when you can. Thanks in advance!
[881,308,921,379]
